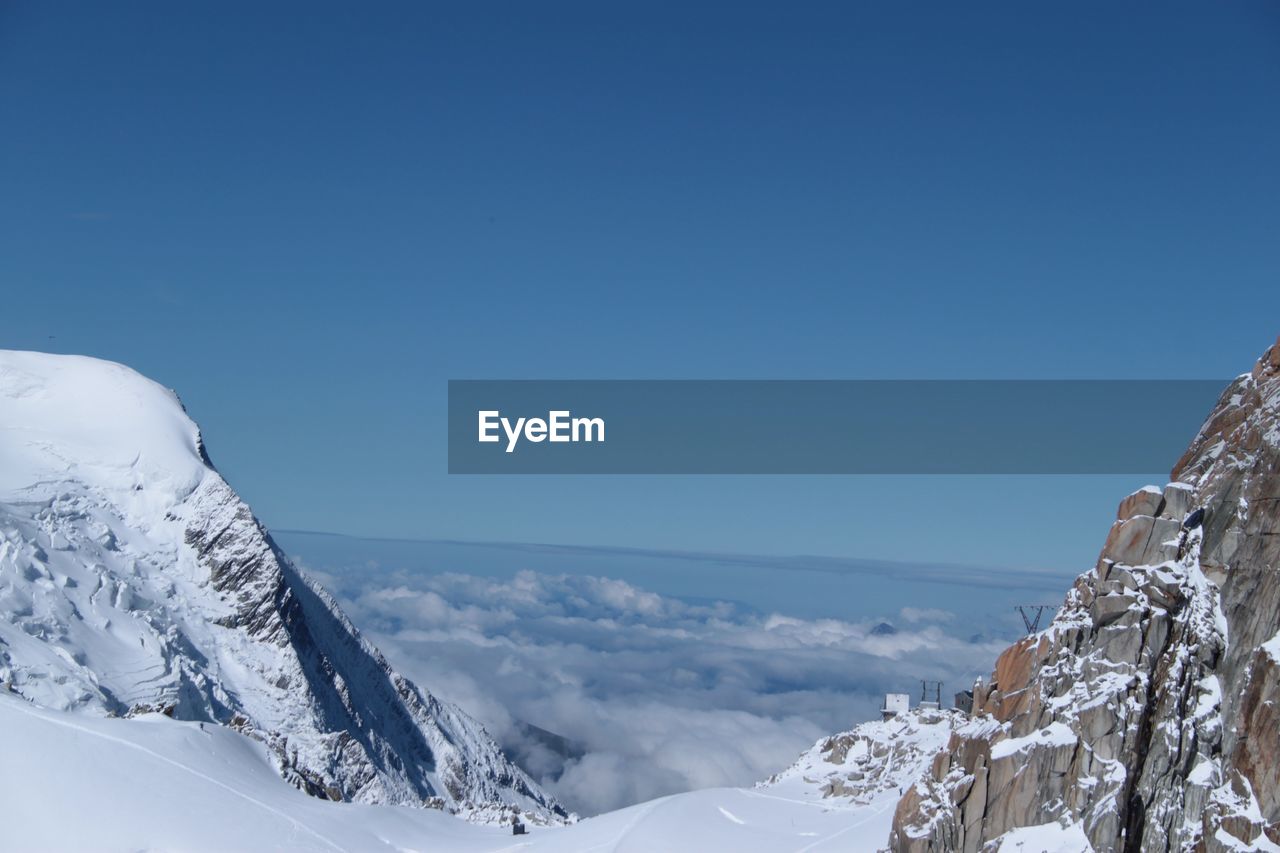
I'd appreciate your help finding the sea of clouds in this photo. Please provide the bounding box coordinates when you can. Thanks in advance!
[305,563,1011,815]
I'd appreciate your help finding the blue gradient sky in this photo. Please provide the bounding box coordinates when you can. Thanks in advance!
[2,2,1278,572]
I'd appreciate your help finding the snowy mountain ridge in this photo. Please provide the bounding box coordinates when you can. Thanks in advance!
[762,708,961,808]
[0,350,566,823]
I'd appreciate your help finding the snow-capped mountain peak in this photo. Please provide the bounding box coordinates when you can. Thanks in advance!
[0,350,566,824]
[0,350,206,511]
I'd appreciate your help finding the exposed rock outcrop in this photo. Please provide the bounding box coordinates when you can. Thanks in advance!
[890,336,1280,852]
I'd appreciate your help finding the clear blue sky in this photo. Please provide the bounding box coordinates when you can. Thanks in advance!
[2,2,1278,572]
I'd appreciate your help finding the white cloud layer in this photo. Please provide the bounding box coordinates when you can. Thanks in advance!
[308,566,1006,815]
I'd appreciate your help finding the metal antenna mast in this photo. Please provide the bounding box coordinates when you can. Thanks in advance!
[1015,605,1057,634]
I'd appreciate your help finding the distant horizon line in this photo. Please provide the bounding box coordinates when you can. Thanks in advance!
[273,526,1076,588]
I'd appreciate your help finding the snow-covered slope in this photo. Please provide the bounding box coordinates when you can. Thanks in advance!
[0,688,959,852]
[0,350,565,823]
[0,692,513,853]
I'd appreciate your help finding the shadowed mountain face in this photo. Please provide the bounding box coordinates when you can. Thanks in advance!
[890,337,1280,852]
[0,350,566,824]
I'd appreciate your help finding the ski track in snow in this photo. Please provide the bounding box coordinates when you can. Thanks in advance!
[579,797,667,853]
[718,806,746,825]
[791,797,897,853]
[743,788,867,812]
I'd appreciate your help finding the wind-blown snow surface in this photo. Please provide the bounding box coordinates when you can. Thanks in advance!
[0,689,956,852]
[0,350,562,822]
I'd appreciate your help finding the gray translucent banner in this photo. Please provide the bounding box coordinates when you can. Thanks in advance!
[448,380,1229,474]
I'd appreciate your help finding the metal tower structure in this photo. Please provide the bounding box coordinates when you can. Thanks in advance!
[1015,605,1057,634]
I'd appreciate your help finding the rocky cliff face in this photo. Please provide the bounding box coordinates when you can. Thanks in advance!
[889,338,1280,852]
[0,350,566,824]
